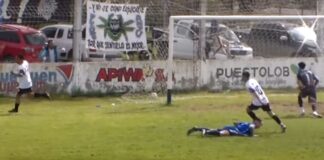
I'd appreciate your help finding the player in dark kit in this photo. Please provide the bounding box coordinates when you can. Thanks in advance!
[187,121,261,137]
[297,62,322,118]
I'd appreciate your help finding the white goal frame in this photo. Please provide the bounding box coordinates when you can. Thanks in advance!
[167,15,324,104]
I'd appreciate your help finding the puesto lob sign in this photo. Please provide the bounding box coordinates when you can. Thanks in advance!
[215,66,290,78]
[86,2,147,52]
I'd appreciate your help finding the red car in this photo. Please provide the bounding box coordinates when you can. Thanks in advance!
[0,24,46,63]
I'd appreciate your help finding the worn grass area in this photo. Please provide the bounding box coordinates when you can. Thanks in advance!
[0,90,324,160]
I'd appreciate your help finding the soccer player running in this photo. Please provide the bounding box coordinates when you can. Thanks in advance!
[8,55,51,113]
[187,121,260,137]
[241,71,286,133]
[296,62,322,118]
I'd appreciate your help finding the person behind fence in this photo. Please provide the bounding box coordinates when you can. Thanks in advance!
[187,120,261,137]
[296,62,322,118]
[39,40,58,62]
[207,20,233,59]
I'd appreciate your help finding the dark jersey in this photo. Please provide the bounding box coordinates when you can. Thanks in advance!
[297,69,319,88]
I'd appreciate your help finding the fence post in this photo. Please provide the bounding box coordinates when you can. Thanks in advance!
[73,0,83,62]
[199,0,207,61]
[162,0,169,29]
[317,0,324,53]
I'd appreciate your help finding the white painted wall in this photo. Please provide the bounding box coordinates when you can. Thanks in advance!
[203,57,321,91]
[0,57,322,96]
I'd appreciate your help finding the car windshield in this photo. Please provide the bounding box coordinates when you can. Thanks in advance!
[218,28,240,43]
[207,25,240,43]
[24,33,46,45]
[288,27,316,42]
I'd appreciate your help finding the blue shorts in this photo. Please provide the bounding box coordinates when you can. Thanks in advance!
[299,87,317,103]
[223,126,241,136]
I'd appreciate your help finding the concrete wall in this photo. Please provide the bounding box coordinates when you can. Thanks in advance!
[0,57,322,96]
[203,58,321,91]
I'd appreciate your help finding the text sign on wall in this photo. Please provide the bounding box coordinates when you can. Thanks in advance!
[86,1,147,51]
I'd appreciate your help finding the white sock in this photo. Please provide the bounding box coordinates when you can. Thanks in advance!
[300,107,305,113]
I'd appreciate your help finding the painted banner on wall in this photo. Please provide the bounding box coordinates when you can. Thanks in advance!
[1,58,322,96]
[86,1,147,52]
[0,63,74,96]
[203,58,321,90]
[78,62,169,94]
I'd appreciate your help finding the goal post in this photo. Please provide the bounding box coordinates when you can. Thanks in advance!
[167,15,324,104]
[167,18,175,105]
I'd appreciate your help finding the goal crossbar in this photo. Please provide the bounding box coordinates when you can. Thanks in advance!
[170,15,324,21]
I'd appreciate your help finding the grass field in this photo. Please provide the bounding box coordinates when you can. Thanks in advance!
[1,90,324,160]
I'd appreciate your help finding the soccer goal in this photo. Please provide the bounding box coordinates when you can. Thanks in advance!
[166,15,324,104]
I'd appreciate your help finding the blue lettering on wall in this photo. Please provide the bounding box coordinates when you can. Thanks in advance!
[0,72,16,82]
[30,71,57,82]
[0,71,57,93]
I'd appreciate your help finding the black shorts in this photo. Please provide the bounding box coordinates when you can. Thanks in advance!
[248,103,271,112]
[299,87,317,100]
[18,88,32,95]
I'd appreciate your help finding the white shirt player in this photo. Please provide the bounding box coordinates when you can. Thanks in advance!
[16,60,32,89]
[245,79,269,106]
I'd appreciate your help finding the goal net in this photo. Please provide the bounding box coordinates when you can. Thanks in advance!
[166,15,324,104]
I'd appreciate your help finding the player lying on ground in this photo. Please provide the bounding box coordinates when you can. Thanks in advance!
[187,121,261,137]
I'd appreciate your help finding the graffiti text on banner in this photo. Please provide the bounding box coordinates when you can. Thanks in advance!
[86,2,147,51]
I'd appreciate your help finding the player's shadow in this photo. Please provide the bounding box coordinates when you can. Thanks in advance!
[258,131,282,138]
[279,114,300,119]
[0,113,15,117]
[265,114,309,120]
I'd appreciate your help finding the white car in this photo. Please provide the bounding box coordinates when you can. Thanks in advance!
[40,24,122,61]
[173,20,253,60]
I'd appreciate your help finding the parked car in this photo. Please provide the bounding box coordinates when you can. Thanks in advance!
[40,24,72,61]
[237,22,321,58]
[0,24,46,62]
[40,24,107,61]
[173,20,253,60]
[40,24,128,61]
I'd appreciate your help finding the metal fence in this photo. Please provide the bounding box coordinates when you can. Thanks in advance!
[0,0,317,28]
[87,0,317,29]
[0,0,320,61]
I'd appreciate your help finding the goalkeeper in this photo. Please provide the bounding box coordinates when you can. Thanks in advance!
[187,121,261,137]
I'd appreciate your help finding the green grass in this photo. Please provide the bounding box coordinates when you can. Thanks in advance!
[1,90,324,160]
